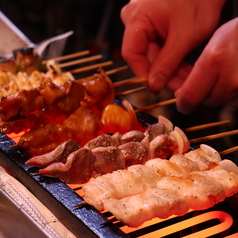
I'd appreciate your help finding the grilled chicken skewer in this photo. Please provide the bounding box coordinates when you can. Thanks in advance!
[102,161,238,227]
[82,145,238,227]
[26,116,190,183]
[0,67,114,126]
[82,144,221,210]
[17,99,142,156]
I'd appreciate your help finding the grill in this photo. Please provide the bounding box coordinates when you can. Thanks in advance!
[0,99,238,238]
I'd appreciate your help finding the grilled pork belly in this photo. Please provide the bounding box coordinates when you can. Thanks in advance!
[82,144,221,211]
[102,165,234,227]
[103,188,188,227]
[83,164,162,211]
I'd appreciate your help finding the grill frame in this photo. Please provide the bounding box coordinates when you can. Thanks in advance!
[0,99,237,237]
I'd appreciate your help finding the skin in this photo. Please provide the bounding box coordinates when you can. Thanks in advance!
[120,0,228,113]
[175,18,238,113]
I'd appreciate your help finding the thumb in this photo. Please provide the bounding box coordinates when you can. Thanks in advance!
[148,33,195,93]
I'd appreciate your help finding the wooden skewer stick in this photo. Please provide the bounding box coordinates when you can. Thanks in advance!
[113,77,147,88]
[73,201,87,207]
[116,86,146,97]
[43,50,90,63]
[189,129,238,144]
[183,120,231,132]
[58,54,103,68]
[134,98,177,113]
[76,65,129,81]
[106,65,129,76]
[100,217,119,226]
[219,146,238,156]
[69,61,113,74]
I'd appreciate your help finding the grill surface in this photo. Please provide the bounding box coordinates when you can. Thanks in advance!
[0,99,238,237]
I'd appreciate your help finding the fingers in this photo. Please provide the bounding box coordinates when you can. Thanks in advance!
[166,62,193,92]
[175,18,238,114]
[175,58,218,114]
[121,18,160,79]
[148,30,196,94]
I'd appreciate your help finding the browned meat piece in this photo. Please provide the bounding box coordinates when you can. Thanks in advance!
[85,133,121,150]
[40,79,84,116]
[120,130,145,144]
[0,88,44,121]
[0,58,17,73]
[25,139,80,167]
[18,123,73,155]
[80,67,114,113]
[142,123,168,147]
[63,106,103,147]
[0,112,46,134]
[145,123,168,140]
[92,146,125,174]
[36,147,95,184]
[119,142,148,167]
[149,134,176,159]
[0,78,85,131]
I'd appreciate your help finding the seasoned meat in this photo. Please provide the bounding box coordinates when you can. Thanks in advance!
[92,146,125,174]
[25,139,80,167]
[37,147,95,184]
[119,142,148,167]
[120,130,145,144]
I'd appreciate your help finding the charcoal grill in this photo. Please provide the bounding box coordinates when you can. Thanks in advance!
[0,99,238,238]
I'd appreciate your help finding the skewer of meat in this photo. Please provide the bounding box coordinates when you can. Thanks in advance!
[28,114,228,182]
[0,67,112,124]
[82,144,220,210]
[0,69,75,98]
[17,97,142,156]
[25,116,190,183]
[100,160,238,227]
[0,78,85,133]
[0,67,118,154]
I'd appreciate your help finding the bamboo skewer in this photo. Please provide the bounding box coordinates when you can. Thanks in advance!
[58,54,103,68]
[106,66,129,76]
[116,86,146,97]
[73,140,238,210]
[183,120,231,132]
[219,146,238,156]
[113,77,147,88]
[69,61,113,74]
[189,129,238,144]
[43,50,90,63]
[73,201,87,207]
[134,98,177,113]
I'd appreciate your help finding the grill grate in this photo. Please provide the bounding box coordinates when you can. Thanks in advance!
[0,99,238,237]
[71,183,238,238]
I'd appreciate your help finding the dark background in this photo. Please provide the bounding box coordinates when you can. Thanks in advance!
[1,0,238,159]
[0,0,128,59]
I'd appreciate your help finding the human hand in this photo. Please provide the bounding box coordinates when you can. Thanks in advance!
[121,0,226,93]
[175,17,238,114]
